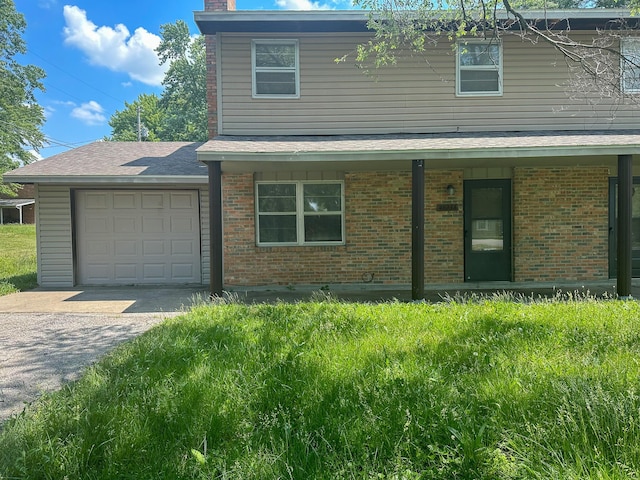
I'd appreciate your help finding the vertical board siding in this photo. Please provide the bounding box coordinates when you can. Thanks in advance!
[36,185,74,287]
[219,33,639,135]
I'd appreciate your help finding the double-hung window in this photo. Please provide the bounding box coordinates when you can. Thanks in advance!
[252,39,299,98]
[621,37,640,94]
[456,40,502,96]
[256,182,344,245]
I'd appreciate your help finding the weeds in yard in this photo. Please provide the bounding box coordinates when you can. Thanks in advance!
[1,297,640,479]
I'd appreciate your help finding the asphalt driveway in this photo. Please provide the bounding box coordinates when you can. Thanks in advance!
[0,286,205,424]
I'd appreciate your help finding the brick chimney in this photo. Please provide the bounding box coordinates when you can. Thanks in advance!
[205,0,235,138]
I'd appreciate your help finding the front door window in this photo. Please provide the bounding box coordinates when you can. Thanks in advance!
[464,180,512,281]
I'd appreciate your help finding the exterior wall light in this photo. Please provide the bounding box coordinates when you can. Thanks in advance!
[446,184,455,196]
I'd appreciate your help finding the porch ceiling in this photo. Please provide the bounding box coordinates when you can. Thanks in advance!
[196,130,640,173]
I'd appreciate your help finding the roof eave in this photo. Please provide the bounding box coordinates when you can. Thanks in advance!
[3,175,209,185]
[196,144,640,163]
[194,8,636,35]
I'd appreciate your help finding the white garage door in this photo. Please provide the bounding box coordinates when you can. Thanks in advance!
[76,190,201,285]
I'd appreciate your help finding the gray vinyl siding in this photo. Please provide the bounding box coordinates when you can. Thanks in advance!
[199,186,210,285]
[219,32,638,135]
[35,185,209,287]
[35,185,74,287]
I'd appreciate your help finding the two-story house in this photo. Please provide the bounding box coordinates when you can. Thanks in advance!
[5,3,639,298]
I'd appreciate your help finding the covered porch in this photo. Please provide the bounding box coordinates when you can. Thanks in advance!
[196,130,640,299]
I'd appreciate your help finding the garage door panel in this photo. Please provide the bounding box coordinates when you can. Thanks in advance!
[114,264,137,282]
[142,217,164,233]
[85,217,108,234]
[76,190,201,285]
[84,264,111,282]
[88,241,110,256]
[84,192,108,209]
[171,192,195,208]
[113,193,137,209]
[143,264,166,280]
[142,193,164,209]
[114,217,137,233]
[172,263,195,279]
[114,240,137,256]
[171,239,194,255]
[143,240,165,255]
[171,216,194,233]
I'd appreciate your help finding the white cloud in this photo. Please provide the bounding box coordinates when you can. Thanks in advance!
[121,81,133,88]
[71,100,106,126]
[62,5,166,86]
[275,0,332,9]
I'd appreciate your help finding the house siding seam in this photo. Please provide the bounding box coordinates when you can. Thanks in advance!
[513,166,610,282]
[222,170,464,286]
[36,185,74,287]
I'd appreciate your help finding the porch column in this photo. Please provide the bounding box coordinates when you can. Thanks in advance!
[412,159,425,300]
[617,154,633,298]
[208,161,224,297]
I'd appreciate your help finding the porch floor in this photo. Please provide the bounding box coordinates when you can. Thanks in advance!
[224,280,640,303]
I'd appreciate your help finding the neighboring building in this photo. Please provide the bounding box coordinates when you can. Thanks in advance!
[5,5,639,298]
[0,184,35,224]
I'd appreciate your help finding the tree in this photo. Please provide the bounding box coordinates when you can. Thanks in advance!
[107,20,207,142]
[345,0,640,106]
[156,20,207,142]
[0,0,46,196]
[107,93,164,142]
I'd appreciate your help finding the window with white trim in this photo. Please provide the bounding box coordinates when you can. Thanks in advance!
[256,182,344,245]
[456,40,502,96]
[252,40,299,98]
[621,37,640,94]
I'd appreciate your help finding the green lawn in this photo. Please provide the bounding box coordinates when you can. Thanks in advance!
[2,298,640,479]
[0,224,37,296]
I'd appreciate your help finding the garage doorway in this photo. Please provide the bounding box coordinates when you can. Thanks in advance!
[75,190,201,285]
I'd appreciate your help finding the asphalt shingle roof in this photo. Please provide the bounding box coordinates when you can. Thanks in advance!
[197,130,640,156]
[5,142,207,179]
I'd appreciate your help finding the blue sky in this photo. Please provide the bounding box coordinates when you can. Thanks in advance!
[15,0,354,159]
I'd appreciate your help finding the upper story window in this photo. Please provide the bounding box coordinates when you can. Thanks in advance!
[252,40,300,99]
[256,181,344,246]
[621,37,640,94]
[456,40,502,96]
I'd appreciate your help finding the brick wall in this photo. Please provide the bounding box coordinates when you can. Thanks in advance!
[222,170,463,286]
[513,166,609,282]
[204,0,235,139]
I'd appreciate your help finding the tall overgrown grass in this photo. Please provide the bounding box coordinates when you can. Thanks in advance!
[0,224,37,296]
[2,297,640,479]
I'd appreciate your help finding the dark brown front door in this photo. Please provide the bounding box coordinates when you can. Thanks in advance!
[464,179,512,282]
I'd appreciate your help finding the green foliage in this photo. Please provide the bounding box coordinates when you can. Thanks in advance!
[0,224,37,295]
[0,0,46,196]
[106,20,207,142]
[2,298,640,478]
[348,0,638,77]
[106,93,164,142]
[157,21,207,142]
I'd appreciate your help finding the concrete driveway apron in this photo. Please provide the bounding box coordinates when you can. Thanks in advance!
[0,286,205,424]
